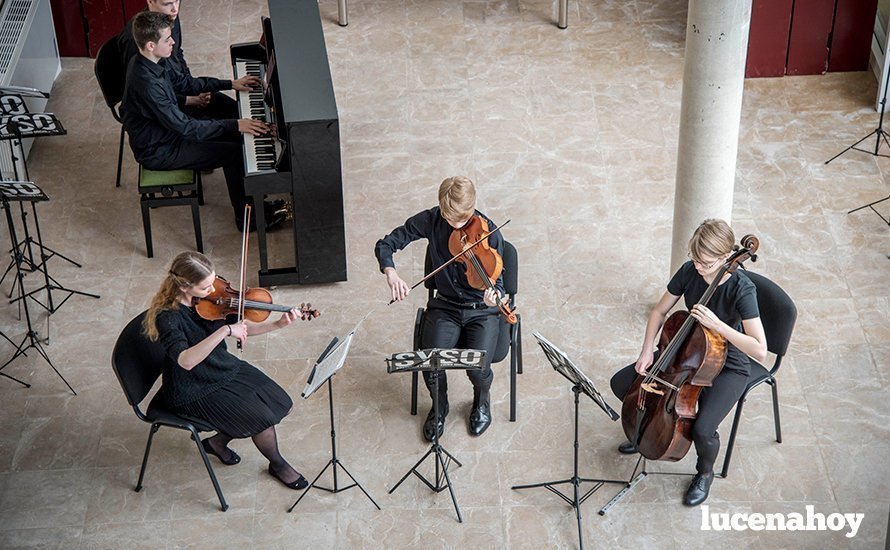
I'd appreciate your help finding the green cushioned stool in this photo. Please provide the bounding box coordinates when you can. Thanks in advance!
[138,166,204,258]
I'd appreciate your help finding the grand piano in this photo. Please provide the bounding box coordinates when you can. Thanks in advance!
[231,0,347,285]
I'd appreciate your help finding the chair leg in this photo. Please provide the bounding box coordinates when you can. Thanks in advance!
[509,322,518,422]
[191,427,229,511]
[136,423,160,492]
[196,172,204,206]
[516,316,523,375]
[410,371,418,416]
[141,199,153,258]
[116,126,125,188]
[719,397,746,479]
[771,379,782,443]
[191,201,203,253]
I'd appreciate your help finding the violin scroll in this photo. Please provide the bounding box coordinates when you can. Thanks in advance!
[297,303,321,320]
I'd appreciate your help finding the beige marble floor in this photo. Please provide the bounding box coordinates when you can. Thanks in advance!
[0,0,888,548]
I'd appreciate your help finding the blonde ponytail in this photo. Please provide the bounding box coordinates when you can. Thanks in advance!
[143,251,214,341]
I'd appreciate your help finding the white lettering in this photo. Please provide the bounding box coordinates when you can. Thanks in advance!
[748,513,765,531]
[786,513,804,530]
[807,505,825,531]
[846,513,864,538]
[826,514,844,531]
[730,513,747,531]
[700,507,864,538]
[763,512,785,531]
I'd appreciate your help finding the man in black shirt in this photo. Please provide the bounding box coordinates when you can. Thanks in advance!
[376,176,508,441]
[122,11,280,231]
[117,0,240,119]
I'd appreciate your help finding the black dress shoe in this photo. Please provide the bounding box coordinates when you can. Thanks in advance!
[423,402,449,442]
[201,438,241,465]
[684,472,714,506]
[618,440,638,454]
[468,403,492,436]
[267,464,309,490]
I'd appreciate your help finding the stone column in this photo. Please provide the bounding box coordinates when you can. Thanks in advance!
[670,0,752,272]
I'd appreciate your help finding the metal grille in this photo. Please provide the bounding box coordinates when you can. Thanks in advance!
[0,0,33,79]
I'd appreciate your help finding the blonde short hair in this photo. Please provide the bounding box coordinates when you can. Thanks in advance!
[438,176,476,222]
[688,218,735,261]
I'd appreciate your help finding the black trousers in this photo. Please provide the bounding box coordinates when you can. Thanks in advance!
[148,136,246,219]
[182,92,239,121]
[420,298,499,400]
[610,362,748,474]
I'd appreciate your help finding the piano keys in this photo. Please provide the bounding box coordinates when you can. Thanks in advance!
[231,0,347,285]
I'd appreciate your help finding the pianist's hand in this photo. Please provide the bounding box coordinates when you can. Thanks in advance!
[185,92,211,108]
[232,75,261,91]
[384,267,410,302]
[238,118,270,136]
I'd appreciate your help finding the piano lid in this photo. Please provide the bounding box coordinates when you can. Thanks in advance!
[268,0,339,123]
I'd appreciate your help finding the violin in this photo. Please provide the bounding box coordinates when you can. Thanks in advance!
[621,235,759,461]
[448,215,518,325]
[195,276,320,323]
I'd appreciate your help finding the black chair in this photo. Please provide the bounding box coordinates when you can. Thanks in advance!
[409,241,523,421]
[111,312,228,511]
[719,270,797,478]
[94,36,128,188]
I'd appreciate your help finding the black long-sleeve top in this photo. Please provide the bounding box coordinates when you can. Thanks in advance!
[156,305,246,407]
[116,15,230,109]
[375,207,505,303]
[121,54,238,167]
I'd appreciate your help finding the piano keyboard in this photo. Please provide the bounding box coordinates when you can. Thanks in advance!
[234,60,281,174]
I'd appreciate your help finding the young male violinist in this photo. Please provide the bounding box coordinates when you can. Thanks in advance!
[609,219,767,506]
[375,176,506,441]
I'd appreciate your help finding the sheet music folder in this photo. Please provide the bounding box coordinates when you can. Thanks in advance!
[302,325,358,399]
[533,332,619,421]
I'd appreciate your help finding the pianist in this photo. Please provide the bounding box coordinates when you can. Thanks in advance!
[117,0,241,120]
[122,11,285,232]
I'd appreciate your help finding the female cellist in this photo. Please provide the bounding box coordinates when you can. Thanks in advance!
[609,219,768,506]
[142,251,314,490]
[375,176,508,441]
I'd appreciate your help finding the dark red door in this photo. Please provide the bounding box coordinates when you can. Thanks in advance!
[785,0,837,75]
[746,0,795,77]
[828,0,878,72]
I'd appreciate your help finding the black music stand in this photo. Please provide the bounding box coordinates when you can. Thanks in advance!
[386,348,486,523]
[825,63,890,164]
[511,333,625,550]
[0,97,99,329]
[848,195,890,228]
[0,183,75,394]
[288,327,380,513]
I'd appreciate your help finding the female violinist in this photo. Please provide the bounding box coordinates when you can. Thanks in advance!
[375,176,505,441]
[609,219,768,506]
[142,251,314,490]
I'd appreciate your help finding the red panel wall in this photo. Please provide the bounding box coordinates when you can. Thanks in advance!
[50,0,89,57]
[123,0,146,21]
[785,0,837,75]
[828,0,878,72]
[746,0,795,77]
[82,0,126,57]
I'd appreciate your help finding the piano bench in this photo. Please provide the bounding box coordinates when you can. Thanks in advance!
[137,166,204,258]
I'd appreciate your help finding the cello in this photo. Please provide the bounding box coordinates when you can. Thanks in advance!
[621,234,759,461]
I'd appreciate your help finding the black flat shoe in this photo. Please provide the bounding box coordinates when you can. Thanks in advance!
[468,403,491,436]
[423,402,449,442]
[201,438,241,465]
[268,465,309,490]
[684,472,714,506]
[618,440,638,454]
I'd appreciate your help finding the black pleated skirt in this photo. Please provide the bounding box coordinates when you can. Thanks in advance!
[175,364,293,438]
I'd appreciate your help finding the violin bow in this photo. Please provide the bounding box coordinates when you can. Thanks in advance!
[236,205,252,349]
[388,219,511,305]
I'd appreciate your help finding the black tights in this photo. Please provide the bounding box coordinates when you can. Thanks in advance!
[206,425,300,483]
[610,363,748,475]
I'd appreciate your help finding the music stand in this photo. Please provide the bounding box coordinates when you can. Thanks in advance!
[511,333,625,550]
[288,325,380,512]
[385,348,486,523]
[825,61,890,164]
[0,182,75,394]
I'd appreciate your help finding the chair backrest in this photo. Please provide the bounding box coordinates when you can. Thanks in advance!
[94,36,127,121]
[744,271,797,358]
[423,240,518,297]
[111,311,167,409]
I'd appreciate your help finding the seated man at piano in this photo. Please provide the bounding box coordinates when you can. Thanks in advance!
[121,11,285,232]
[117,0,240,120]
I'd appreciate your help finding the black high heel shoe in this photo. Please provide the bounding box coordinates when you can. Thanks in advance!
[268,464,309,490]
[201,438,241,465]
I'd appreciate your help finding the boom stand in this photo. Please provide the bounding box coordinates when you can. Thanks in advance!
[825,62,890,164]
[386,348,486,523]
[0,196,75,394]
[512,333,625,550]
[289,334,379,512]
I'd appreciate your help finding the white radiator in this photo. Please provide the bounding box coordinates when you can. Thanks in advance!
[0,0,61,179]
